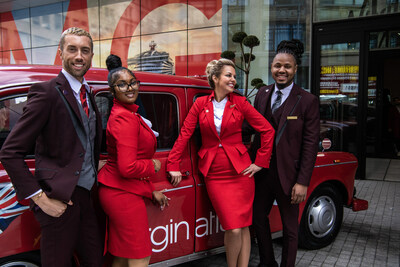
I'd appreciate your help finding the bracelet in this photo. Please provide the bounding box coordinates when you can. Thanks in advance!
[32,191,43,202]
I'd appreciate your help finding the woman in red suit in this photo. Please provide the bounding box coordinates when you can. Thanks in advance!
[98,55,169,267]
[167,59,275,267]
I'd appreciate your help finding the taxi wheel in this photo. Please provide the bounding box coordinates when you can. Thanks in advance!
[0,252,40,267]
[299,185,343,250]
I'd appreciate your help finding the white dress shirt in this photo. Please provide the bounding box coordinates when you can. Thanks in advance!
[212,96,228,136]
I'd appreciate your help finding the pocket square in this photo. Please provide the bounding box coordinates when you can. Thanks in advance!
[287,116,297,120]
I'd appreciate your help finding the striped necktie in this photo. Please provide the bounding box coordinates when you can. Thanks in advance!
[80,85,89,117]
[271,90,282,114]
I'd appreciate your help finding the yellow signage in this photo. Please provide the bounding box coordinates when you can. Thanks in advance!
[320,65,359,74]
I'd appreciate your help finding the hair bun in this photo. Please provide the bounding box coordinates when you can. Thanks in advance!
[205,60,218,76]
[106,54,122,71]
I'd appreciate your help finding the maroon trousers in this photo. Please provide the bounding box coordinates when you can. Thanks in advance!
[33,186,103,267]
[253,157,299,267]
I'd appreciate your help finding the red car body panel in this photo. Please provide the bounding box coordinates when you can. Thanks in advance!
[0,65,367,265]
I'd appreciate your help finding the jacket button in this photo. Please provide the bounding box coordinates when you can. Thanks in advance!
[74,171,80,176]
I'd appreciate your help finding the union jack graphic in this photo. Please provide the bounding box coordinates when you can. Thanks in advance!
[0,182,29,234]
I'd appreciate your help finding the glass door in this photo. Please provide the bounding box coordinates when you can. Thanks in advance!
[319,42,360,154]
[312,24,365,178]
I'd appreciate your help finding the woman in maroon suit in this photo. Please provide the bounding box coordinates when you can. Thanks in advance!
[167,59,275,267]
[98,55,169,267]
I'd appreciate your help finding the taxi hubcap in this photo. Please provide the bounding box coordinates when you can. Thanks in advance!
[307,195,336,238]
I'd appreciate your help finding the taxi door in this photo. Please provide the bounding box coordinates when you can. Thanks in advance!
[185,87,225,252]
[95,85,196,263]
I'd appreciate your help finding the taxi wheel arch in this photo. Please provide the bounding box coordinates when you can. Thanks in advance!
[299,184,344,250]
[0,251,41,267]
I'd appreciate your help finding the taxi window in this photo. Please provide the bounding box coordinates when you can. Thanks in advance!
[0,95,28,150]
[95,92,179,152]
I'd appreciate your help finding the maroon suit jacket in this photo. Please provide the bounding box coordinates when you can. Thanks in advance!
[167,92,275,177]
[251,84,320,195]
[0,72,102,202]
[97,100,156,199]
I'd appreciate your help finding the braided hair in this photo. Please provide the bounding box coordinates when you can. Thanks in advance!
[276,39,304,65]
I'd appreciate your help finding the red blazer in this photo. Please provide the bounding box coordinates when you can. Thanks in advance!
[98,100,156,199]
[251,84,320,195]
[0,72,102,202]
[167,92,275,177]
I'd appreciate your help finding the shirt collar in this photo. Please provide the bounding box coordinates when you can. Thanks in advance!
[274,82,293,96]
[62,69,89,94]
[209,91,232,102]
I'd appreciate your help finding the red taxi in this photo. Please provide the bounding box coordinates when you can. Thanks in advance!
[0,65,368,266]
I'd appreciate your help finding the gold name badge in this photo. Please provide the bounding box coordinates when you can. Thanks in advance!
[287,116,298,120]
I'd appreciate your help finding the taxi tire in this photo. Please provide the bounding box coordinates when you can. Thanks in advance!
[298,185,343,250]
[0,251,40,267]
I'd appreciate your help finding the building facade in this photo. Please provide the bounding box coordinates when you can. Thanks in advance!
[1,0,399,178]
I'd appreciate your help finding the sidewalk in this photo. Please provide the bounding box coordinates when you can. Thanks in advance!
[176,161,400,267]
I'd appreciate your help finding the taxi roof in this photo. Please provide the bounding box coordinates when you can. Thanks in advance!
[0,65,210,89]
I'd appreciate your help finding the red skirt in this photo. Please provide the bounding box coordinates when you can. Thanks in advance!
[98,185,152,259]
[205,147,255,230]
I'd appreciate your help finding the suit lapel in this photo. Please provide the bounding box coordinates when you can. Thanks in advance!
[220,95,234,136]
[55,73,84,126]
[259,85,273,121]
[138,115,157,152]
[203,96,220,139]
[277,84,301,133]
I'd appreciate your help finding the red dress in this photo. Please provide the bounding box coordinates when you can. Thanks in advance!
[98,99,156,259]
[167,92,274,230]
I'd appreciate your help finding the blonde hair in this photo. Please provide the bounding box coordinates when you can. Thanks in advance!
[59,27,93,51]
[206,58,235,89]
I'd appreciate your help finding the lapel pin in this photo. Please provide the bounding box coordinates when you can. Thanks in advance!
[206,109,209,113]
[230,104,236,108]
[265,89,269,93]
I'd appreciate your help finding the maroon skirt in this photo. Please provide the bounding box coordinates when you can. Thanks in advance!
[205,147,255,230]
[98,185,152,259]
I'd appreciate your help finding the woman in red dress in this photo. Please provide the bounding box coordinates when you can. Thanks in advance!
[98,55,169,267]
[167,59,275,267]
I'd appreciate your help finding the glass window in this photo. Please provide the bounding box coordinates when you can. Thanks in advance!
[314,0,400,22]
[370,30,400,50]
[140,93,179,150]
[0,95,28,149]
[319,41,360,153]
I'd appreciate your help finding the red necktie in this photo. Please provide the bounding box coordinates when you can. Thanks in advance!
[80,85,89,117]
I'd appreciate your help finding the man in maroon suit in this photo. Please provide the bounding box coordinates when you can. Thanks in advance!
[0,27,103,267]
[250,40,320,267]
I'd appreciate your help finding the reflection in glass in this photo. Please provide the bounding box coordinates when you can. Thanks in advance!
[314,0,400,22]
[141,2,187,35]
[133,32,188,75]
[129,40,174,74]
[188,27,221,77]
[370,30,400,50]
[31,3,63,47]
[319,42,360,154]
